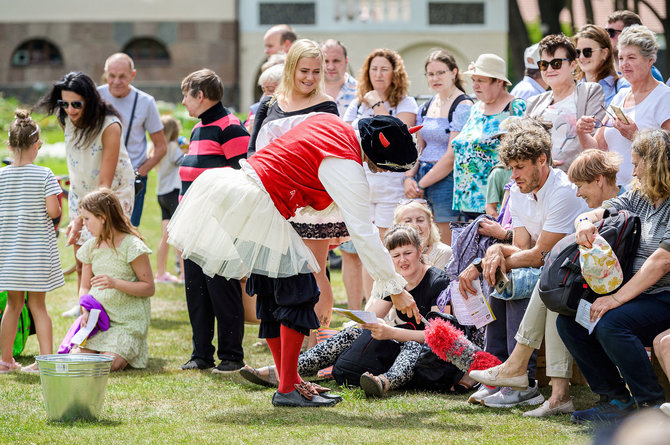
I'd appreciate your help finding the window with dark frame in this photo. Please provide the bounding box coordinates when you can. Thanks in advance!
[11,39,63,67]
[122,38,170,65]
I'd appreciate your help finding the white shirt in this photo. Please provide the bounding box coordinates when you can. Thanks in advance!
[604,83,670,185]
[318,157,407,298]
[510,168,588,241]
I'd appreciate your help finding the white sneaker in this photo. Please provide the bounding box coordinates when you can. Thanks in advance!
[61,304,80,318]
[482,381,544,408]
[660,402,670,417]
[468,384,500,404]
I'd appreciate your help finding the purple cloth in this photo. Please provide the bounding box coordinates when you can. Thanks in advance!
[441,215,496,308]
[57,294,110,354]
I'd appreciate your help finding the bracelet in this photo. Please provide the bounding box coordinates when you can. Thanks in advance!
[611,294,623,305]
[402,176,414,184]
[371,101,383,109]
[577,217,592,225]
[417,182,425,191]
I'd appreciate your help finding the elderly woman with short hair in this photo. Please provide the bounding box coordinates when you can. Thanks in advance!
[559,129,670,424]
[577,25,670,187]
[525,33,605,172]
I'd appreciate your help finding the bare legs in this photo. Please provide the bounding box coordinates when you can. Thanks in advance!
[304,239,334,348]
[0,291,52,371]
[654,328,670,378]
[73,346,128,372]
[435,221,452,245]
[340,250,364,310]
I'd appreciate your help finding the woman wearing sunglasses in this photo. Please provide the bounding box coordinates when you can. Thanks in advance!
[525,34,606,173]
[37,72,134,289]
[574,25,629,106]
[577,25,670,187]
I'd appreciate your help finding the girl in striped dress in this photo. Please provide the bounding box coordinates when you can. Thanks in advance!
[0,110,64,373]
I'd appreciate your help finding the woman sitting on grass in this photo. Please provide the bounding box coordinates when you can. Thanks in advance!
[240,225,477,397]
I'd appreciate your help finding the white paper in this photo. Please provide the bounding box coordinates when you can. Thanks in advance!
[575,299,600,334]
[71,309,101,346]
[333,308,378,324]
[449,280,496,329]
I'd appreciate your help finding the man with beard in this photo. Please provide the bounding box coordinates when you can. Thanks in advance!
[458,117,588,408]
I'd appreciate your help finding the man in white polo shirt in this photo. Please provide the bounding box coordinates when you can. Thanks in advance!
[459,117,588,408]
[98,52,167,226]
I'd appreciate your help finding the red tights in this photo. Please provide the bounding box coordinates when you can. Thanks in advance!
[266,325,304,394]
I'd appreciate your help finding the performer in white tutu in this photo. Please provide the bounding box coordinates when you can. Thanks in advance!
[168,113,421,407]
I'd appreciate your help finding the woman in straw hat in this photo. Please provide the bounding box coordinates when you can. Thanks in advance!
[451,54,526,217]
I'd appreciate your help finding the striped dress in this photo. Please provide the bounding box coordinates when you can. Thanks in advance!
[0,164,64,291]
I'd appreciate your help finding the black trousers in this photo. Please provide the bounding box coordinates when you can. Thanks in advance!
[184,259,244,364]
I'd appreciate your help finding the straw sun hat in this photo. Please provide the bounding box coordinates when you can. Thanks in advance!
[463,53,511,85]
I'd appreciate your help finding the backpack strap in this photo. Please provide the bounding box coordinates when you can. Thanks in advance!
[419,95,435,119]
[447,94,472,123]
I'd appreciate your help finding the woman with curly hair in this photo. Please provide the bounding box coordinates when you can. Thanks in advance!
[341,49,418,299]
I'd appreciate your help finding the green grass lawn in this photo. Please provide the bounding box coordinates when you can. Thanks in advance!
[0,157,596,444]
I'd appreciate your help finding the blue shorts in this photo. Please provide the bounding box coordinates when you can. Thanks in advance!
[417,161,465,223]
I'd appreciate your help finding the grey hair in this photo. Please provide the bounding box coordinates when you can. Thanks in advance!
[258,64,283,86]
[618,25,659,62]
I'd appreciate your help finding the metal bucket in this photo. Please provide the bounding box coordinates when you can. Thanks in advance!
[36,353,113,421]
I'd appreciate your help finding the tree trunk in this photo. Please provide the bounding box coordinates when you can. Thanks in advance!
[538,0,565,35]
[636,0,670,79]
[583,0,594,25]
[508,0,530,84]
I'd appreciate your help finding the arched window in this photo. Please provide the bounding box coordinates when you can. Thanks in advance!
[122,38,170,65]
[11,39,63,66]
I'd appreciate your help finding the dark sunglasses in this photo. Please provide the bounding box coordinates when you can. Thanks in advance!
[605,28,622,38]
[57,100,83,110]
[537,58,571,71]
[576,47,602,58]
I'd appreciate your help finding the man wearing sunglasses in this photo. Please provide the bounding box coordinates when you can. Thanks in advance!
[98,53,167,227]
[606,10,663,82]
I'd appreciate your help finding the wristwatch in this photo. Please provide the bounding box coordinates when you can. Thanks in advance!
[473,257,483,273]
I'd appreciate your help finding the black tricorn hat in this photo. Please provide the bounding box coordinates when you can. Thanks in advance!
[357,115,421,172]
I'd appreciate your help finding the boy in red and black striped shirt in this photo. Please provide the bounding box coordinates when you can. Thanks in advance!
[178,69,249,372]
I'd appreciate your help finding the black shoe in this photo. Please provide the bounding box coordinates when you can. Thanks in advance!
[180,358,214,370]
[271,390,337,407]
[212,360,245,374]
[318,392,343,403]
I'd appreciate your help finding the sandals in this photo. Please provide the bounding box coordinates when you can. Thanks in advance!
[359,372,390,398]
[21,362,39,374]
[238,365,279,387]
[0,359,20,374]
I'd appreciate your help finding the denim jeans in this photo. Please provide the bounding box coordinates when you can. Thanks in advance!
[416,162,463,223]
[130,175,148,227]
[556,290,670,404]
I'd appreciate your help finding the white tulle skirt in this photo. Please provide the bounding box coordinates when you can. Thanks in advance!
[167,168,319,279]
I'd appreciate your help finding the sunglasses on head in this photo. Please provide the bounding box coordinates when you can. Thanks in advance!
[398,198,427,206]
[605,28,623,38]
[57,100,83,110]
[537,58,571,71]
[576,47,602,58]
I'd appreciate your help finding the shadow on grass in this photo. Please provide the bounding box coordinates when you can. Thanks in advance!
[106,357,169,378]
[47,417,123,427]
[150,317,188,330]
[207,409,483,432]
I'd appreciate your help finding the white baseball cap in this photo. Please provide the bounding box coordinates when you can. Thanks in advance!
[524,44,541,70]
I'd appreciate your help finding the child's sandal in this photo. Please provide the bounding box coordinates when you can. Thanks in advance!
[0,359,20,374]
[21,362,39,374]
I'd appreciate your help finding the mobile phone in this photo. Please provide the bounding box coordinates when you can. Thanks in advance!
[609,105,630,124]
[494,269,510,294]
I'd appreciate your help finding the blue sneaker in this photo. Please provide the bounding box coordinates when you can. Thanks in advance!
[571,395,635,424]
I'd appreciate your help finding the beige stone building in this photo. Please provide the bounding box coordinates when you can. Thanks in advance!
[1,0,239,105]
[0,0,508,110]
